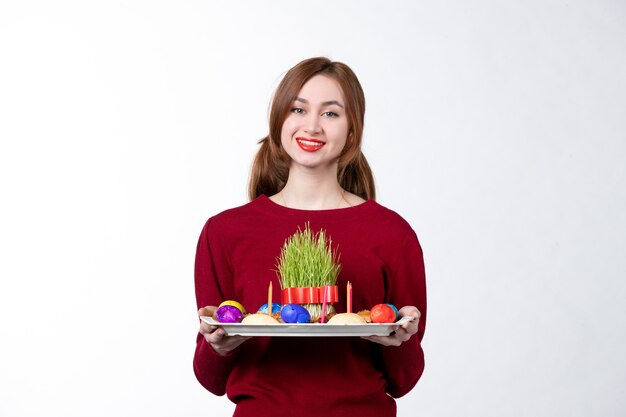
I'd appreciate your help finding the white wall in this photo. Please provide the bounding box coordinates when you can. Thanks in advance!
[1,1,624,416]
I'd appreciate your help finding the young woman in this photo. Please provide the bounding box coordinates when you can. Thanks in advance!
[193,57,426,417]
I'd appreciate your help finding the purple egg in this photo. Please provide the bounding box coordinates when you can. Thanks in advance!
[216,305,243,323]
[281,304,311,323]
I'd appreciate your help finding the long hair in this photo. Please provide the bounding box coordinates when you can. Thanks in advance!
[248,57,376,201]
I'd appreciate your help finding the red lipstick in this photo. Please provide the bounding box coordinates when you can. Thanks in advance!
[296,137,325,152]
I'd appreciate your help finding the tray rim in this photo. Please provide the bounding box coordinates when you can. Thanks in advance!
[200,316,413,337]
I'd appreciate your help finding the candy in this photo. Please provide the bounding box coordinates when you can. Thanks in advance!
[327,313,367,324]
[242,313,279,324]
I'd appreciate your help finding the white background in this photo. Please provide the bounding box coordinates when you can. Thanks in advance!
[1,1,625,416]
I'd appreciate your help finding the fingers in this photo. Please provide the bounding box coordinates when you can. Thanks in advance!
[398,306,420,321]
[397,306,420,332]
[199,322,221,338]
[198,319,252,356]
[401,319,418,333]
[198,306,217,318]
[207,327,226,344]
[361,321,415,347]
[394,326,414,341]
[209,334,252,356]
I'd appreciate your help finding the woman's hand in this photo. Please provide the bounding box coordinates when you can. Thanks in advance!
[198,306,251,356]
[361,306,421,347]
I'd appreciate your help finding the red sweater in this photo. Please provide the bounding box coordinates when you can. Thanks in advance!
[193,195,427,417]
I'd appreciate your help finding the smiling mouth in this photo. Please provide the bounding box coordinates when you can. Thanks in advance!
[296,137,325,152]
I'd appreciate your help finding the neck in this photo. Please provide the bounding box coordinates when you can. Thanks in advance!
[278,165,348,210]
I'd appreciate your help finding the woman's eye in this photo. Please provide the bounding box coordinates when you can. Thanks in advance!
[291,108,304,114]
[323,111,339,118]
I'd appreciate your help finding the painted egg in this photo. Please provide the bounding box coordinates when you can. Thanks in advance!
[280,304,311,323]
[386,304,399,320]
[370,304,397,323]
[257,303,282,315]
[216,305,244,323]
[218,300,246,314]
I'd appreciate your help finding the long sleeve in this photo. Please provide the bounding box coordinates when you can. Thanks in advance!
[381,229,427,398]
[191,197,427,415]
[192,218,239,396]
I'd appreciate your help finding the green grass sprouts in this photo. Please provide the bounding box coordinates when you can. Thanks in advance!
[276,223,341,289]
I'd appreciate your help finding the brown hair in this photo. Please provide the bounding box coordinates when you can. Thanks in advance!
[248,57,376,201]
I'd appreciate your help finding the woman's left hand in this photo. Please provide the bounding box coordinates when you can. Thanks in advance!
[361,306,421,347]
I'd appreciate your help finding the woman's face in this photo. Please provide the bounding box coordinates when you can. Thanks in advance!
[280,75,350,171]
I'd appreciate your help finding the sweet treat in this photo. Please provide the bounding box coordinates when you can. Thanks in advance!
[281,304,311,323]
[216,305,244,323]
[370,304,397,323]
[357,310,371,323]
[327,312,367,324]
[241,313,280,324]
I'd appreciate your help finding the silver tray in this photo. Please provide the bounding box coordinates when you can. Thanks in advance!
[200,316,413,337]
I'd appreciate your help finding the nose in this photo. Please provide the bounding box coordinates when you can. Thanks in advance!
[304,114,321,135]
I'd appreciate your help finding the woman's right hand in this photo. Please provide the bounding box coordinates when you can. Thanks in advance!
[198,306,251,356]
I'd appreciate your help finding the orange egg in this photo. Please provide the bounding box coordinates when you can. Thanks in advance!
[370,304,396,323]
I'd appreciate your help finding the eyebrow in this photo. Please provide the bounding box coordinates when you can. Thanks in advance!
[295,97,344,109]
